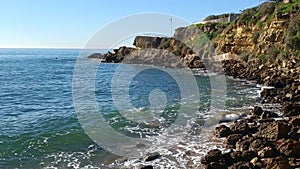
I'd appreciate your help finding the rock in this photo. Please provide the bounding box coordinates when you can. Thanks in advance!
[288,158,300,168]
[252,106,263,117]
[257,146,278,158]
[276,139,300,157]
[144,152,161,161]
[290,116,300,127]
[260,110,278,119]
[262,156,293,169]
[236,136,255,151]
[241,150,257,161]
[255,121,291,140]
[222,152,235,166]
[141,165,153,169]
[201,149,222,164]
[250,139,271,153]
[87,53,103,59]
[230,120,251,135]
[225,134,243,148]
[228,151,243,163]
[214,125,232,138]
[228,161,254,169]
[282,102,300,117]
[250,157,265,169]
[206,162,227,169]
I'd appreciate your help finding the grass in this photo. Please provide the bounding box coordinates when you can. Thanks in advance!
[257,21,264,28]
[295,30,300,40]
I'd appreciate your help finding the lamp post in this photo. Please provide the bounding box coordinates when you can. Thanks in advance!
[170,18,173,37]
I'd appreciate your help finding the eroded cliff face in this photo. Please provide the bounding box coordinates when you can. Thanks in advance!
[215,1,300,60]
[91,1,300,66]
[173,1,300,61]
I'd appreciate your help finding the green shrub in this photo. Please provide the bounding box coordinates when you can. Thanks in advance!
[258,54,268,61]
[295,30,300,40]
[294,50,300,57]
[240,53,249,62]
[257,21,264,28]
[237,7,257,25]
[278,50,290,60]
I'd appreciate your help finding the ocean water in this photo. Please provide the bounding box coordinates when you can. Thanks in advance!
[0,48,260,168]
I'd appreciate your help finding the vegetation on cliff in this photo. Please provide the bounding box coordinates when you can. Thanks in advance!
[212,0,300,62]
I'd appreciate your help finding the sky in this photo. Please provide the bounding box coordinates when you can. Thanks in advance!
[0,0,260,49]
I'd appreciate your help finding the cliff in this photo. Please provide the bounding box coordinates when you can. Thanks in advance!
[90,0,300,66]
[209,1,300,61]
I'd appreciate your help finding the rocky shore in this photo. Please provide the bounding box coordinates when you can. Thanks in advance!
[201,58,300,169]
[88,1,300,168]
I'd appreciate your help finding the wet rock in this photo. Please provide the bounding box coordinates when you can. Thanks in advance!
[257,146,278,158]
[276,139,300,157]
[261,110,278,119]
[141,165,153,169]
[252,106,263,117]
[201,149,222,164]
[144,152,161,161]
[214,125,232,138]
[205,162,227,169]
[255,121,291,140]
[262,156,293,169]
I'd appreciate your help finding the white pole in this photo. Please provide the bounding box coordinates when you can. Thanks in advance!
[170,18,173,37]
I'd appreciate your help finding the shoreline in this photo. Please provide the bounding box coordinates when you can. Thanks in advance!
[104,57,300,169]
[200,58,300,169]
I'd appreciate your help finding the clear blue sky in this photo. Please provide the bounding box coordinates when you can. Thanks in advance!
[0,0,260,49]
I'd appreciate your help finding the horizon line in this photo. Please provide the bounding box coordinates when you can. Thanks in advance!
[0,47,110,50]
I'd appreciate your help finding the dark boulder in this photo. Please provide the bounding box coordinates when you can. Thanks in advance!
[230,120,251,135]
[225,134,243,148]
[214,125,232,138]
[141,165,153,169]
[252,106,263,117]
[201,149,222,164]
[87,53,103,59]
[144,152,161,161]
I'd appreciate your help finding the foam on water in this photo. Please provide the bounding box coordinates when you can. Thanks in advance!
[0,49,261,168]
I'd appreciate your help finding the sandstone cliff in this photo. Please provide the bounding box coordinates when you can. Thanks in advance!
[210,1,300,61]
[90,0,300,66]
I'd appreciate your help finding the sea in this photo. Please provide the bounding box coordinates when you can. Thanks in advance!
[0,48,260,169]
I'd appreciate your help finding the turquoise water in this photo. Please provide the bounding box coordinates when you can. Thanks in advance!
[0,49,259,168]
